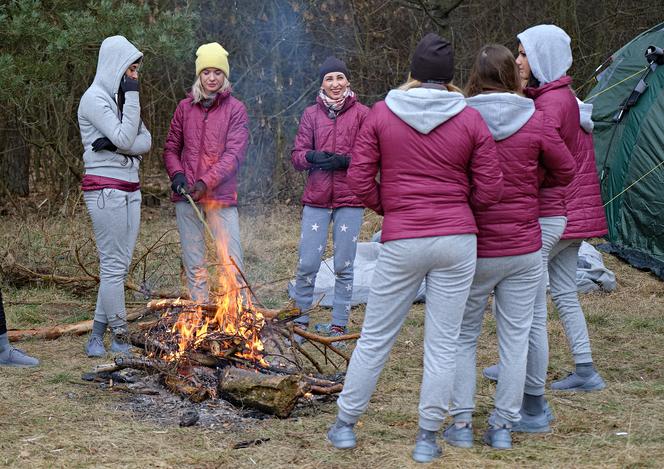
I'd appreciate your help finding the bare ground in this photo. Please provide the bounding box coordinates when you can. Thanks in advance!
[1,203,663,468]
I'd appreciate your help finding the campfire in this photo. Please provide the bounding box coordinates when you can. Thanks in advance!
[83,229,359,419]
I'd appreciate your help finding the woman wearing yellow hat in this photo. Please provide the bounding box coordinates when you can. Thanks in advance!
[163,42,249,302]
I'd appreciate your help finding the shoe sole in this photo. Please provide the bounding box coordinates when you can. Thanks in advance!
[411,449,442,463]
[326,435,356,450]
[0,362,39,368]
[511,424,551,434]
[550,382,606,392]
[483,437,512,450]
[444,438,473,448]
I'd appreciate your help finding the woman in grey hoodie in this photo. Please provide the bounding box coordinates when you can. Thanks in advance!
[77,35,151,357]
[444,44,575,450]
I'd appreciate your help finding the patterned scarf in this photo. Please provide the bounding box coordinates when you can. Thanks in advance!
[319,87,354,117]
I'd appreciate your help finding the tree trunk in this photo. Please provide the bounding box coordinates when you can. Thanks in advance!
[0,116,29,196]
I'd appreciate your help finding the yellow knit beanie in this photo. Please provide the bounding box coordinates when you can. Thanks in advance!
[195,42,230,78]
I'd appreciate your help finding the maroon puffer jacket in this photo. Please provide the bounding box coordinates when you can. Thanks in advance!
[348,99,503,243]
[525,76,579,217]
[472,110,575,257]
[561,127,608,239]
[163,90,249,206]
[291,95,369,208]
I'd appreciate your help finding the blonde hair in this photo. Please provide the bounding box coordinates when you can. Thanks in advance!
[191,73,232,103]
[398,75,464,94]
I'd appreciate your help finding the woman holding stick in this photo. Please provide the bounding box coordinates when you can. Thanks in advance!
[326,34,503,463]
[163,42,249,303]
[78,35,151,357]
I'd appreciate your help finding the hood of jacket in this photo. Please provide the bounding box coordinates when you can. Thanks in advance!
[465,92,535,141]
[578,98,594,133]
[517,25,572,84]
[93,36,142,97]
[385,87,466,134]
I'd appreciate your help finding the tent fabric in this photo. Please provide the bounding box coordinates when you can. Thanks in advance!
[288,241,614,307]
[587,22,664,279]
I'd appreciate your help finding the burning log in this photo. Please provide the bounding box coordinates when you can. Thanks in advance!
[219,367,308,418]
[146,298,299,321]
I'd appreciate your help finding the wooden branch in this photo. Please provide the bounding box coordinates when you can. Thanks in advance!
[145,298,292,321]
[8,307,151,342]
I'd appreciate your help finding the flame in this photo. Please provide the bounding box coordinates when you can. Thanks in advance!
[165,203,267,366]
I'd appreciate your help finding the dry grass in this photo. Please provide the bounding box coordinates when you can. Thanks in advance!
[1,202,663,468]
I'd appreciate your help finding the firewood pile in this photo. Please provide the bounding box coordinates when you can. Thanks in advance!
[83,298,357,418]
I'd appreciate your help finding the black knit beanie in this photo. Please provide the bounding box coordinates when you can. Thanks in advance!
[410,33,454,83]
[318,56,350,84]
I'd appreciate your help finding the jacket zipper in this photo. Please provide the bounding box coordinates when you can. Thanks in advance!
[331,113,337,207]
[195,108,209,187]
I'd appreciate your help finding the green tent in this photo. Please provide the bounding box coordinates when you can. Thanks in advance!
[587,23,664,279]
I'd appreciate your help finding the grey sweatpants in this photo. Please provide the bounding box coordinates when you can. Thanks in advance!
[525,216,566,395]
[175,202,244,303]
[549,239,594,365]
[450,251,542,425]
[336,234,477,431]
[84,189,141,329]
[292,205,363,326]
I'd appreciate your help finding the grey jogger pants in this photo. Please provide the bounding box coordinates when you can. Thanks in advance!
[450,251,542,425]
[84,189,141,329]
[525,216,566,395]
[336,234,477,431]
[175,201,244,303]
[291,205,364,326]
[549,239,594,365]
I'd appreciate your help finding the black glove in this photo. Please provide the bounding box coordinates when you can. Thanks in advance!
[189,180,207,202]
[330,154,351,170]
[120,75,140,93]
[305,151,335,167]
[91,137,117,152]
[171,173,187,195]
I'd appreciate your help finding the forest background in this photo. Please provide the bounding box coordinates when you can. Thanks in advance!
[2,0,664,209]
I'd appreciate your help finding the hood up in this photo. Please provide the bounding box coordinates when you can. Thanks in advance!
[465,93,535,141]
[578,98,594,133]
[385,87,466,134]
[517,25,572,84]
[93,36,142,96]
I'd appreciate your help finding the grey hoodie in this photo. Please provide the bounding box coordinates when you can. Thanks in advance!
[578,99,594,133]
[78,36,151,183]
[385,87,466,134]
[465,93,535,141]
[517,25,572,85]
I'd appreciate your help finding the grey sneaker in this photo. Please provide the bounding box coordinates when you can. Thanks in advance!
[483,364,499,381]
[511,410,551,433]
[551,371,606,392]
[443,422,473,448]
[411,434,442,463]
[314,323,333,335]
[327,420,356,449]
[0,347,39,367]
[110,329,131,355]
[483,425,512,449]
[329,325,348,349]
[85,335,106,358]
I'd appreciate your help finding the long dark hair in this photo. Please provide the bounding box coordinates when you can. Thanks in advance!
[466,44,522,97]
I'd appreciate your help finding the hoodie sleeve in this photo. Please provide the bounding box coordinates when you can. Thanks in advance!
[199,100,249,190]
[469,117,503,209]
[120,121,152,155]
[85,91,142,150]
[291,108,316,171]
[539,116,575,188]
[347,109,383,215]
[162,101,186,179]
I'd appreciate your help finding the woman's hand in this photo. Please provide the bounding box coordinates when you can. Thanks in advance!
[91,137,117,152]
[189,180,207,201]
